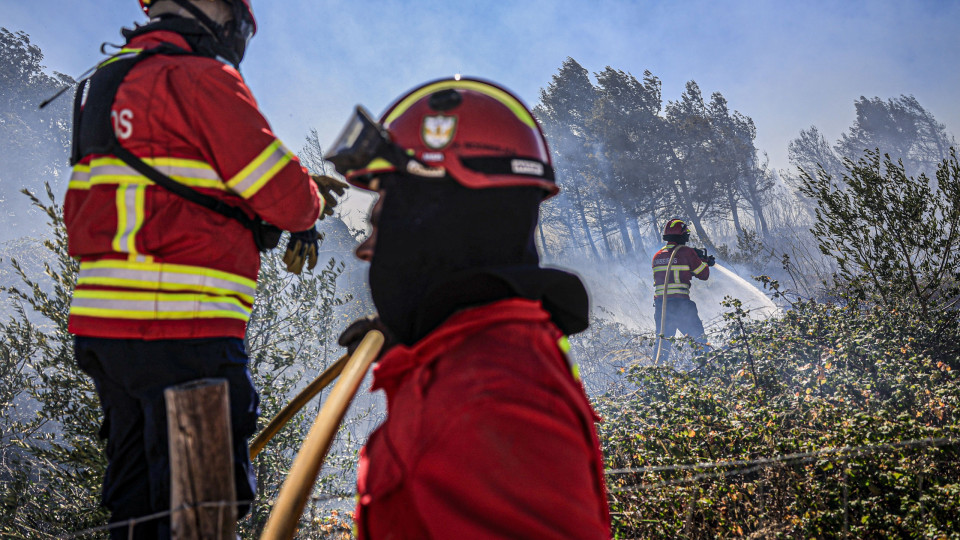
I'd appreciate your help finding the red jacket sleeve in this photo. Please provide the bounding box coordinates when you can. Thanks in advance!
[684,247,710,280]
[187,62,321,231]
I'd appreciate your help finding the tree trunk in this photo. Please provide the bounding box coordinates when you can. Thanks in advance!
[571,177,601,260]
[672,178,716,250]
[595,199,614,255]
[615,205,635,255]
[537,218,550,260]
[727,188,743,237]
[628,214,646,254]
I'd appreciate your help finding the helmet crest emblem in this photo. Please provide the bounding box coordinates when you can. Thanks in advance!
[422,115,457,149]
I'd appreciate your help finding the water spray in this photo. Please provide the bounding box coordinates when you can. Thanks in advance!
[710,263,778,316]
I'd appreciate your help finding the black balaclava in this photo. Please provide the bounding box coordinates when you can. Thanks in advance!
[126,0,251,68]
[369,174,588,346]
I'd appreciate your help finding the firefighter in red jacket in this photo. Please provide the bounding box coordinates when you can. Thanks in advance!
[65,1,345,537]
[652,219,715,362]
[328,78,612,539]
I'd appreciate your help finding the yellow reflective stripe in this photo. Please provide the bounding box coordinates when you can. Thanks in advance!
[78,260,257,304]
[654,264,690,272]
[99,48,143,68]
[655,282,691,289]
[352,157,395,175]
[226,140,293,198]
[112,187,127,252]
[71,290,251,320]
[557,335,571,354]
[655,284,691,293]
[384,80,536,128]
[571,363,581,381]
[692,262,708,275]
[83,157,226,189]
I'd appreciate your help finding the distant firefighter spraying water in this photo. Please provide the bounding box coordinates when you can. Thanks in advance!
[652,219,715,363]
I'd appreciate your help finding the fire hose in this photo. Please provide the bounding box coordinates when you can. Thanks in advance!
[249,354,350,460]
[653,247,679,365]
[259,330,384,540]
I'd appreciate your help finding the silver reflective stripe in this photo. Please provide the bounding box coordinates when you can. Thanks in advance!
[228,143,291,197]
[114,185,142,254]
[70,168,91,185]
[78,266,256,302]
[89,163,221,181]
[71,296,251,317]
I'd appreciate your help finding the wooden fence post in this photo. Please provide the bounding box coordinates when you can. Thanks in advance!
[165,378,236,540]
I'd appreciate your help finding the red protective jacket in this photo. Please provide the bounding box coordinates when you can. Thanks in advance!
[652,243,709,299]
[355,298,611,540]
[65,30,321,340]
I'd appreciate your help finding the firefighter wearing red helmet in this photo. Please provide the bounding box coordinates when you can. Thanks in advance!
[651,219,716,362]
[65,0,346,537]
[330,78,611,539]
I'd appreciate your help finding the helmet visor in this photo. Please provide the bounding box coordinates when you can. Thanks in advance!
[326,106,444,187]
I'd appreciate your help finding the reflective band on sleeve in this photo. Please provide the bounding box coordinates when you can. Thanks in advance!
[692,262,708,274]
[69,164,92,190]
[70,290,251,321]
[557,335,571,354]
[226,140,293,198]
[78,260,257,304]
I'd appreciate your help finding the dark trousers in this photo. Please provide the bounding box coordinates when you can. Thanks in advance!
[75,336,259,540]
[653,296,706,362]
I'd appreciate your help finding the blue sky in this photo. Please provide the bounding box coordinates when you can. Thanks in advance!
[3,0,959,175]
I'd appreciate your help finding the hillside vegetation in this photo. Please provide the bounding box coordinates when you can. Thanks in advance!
[1,29,958,537]
[595,151,960,538]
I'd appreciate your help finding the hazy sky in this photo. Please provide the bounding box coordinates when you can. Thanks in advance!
[3,0,959,176]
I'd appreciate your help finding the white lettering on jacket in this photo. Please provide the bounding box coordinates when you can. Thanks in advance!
[112,109,134,140]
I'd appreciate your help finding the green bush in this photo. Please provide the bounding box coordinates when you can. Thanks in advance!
[597,293,960,538]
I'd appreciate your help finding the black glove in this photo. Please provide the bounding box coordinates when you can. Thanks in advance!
[311,174,349,220]
[338,315,394,358]
[694,247,716,267]
[282,227,321,274]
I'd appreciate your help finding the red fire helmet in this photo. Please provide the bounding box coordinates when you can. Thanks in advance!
[347,77,558,196]
[663,219,690,237]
